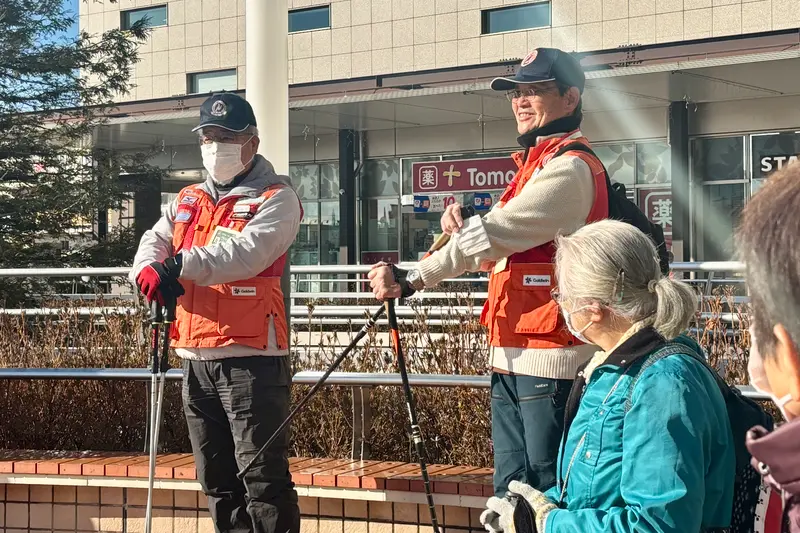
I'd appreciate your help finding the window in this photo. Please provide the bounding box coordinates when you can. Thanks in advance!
[690,136,746,261]
[482,2,551,34]
[360,159,400,263]
[289,6,330,33]
[187,69,237,94]
[289,163,340,267]
[121,6,168,30]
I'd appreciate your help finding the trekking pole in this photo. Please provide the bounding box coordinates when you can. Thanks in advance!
[385,298,440,533]
[145,293,176,533]
[144,300,164,533]
[237,305,386,480]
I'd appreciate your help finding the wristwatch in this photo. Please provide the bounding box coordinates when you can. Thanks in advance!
[405,268,425,291]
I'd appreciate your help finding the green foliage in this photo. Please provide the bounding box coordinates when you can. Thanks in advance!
[0,0,166,306]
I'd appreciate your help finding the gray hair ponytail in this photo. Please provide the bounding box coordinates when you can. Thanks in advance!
[555,220,697,339]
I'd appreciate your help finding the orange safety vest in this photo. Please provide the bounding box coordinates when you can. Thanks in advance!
[169,183,298,352]
[479,131,609,350]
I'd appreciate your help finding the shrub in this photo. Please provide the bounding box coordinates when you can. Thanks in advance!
[0,286,763,466]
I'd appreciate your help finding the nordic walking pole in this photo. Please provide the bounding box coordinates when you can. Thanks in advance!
[145,300,164,533]
[237,305,386,480]
[385,298,441,533]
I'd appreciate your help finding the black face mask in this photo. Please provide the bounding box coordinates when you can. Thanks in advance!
[516,114,583,149]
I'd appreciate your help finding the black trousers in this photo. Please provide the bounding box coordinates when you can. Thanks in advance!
[182,356,300,533]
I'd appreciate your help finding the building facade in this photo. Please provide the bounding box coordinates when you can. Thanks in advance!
[82,0,800,269]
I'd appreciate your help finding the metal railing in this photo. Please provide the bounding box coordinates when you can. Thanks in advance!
[0,262,760,459]
[0,261,751,352]
[0,366,767,461]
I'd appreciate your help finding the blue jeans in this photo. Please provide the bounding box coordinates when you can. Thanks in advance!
[491,372,572,497]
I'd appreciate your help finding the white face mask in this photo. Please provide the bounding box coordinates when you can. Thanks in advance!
[748,324,794,420]
[561,305,594,344]
[201,136,254,185]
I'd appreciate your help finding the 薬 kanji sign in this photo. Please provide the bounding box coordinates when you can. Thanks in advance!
[638,188,672,248]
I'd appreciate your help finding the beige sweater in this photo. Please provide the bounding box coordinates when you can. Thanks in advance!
[417,131,598,379]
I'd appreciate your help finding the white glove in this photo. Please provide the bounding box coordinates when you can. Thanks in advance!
[479,508,502,533]
[483,496,517,533]
[507,480,557,533]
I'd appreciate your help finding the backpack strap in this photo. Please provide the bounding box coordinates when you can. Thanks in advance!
[623,342,712,412]
[552,142,617,198]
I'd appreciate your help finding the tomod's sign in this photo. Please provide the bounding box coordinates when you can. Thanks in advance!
[411,158,517,194]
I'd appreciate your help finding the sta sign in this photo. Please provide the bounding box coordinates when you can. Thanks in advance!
[760,154,799,174]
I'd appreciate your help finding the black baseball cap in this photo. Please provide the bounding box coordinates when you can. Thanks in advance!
[192,92,257,133]
[490,48,585,93]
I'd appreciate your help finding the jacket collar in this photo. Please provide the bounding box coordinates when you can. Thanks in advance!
[562,326,667,446]
[577,325,666,376]
[517,114,583,149]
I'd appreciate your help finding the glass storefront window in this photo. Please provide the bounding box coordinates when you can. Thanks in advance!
[402,211,440,262]
[289,162,338,267]
[290,164,320,200]
[751,132,800,181]
[691,136,744,182]
[319,163,339,199]
[319,200,339,265]
[291,202,319,266]
[696,183,745,261]
[362,159,400,197]
[636,142,671,184]
[594,143,635,187]
[361,198,399,252]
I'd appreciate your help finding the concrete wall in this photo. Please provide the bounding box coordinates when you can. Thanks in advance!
[81,0,800,101]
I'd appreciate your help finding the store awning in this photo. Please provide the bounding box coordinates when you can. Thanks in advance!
[92,30,800,148]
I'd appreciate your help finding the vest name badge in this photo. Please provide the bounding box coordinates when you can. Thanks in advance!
[230,199,262,220]
[209,226,240,246]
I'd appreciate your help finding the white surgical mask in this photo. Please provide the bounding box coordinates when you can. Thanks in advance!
[561,305,594,344]
[748,325,794,420]
[201,136,254,185]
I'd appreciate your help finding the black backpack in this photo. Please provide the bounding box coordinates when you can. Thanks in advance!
[552,142,671,275]
[626,338,775,533]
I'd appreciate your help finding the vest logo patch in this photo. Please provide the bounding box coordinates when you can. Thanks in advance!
[522,274,550,287]
[231,286,257,296]
[181,196,198,205]
[175,210,193,222]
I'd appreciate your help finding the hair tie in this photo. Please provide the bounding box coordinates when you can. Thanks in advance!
[647,279,659,293]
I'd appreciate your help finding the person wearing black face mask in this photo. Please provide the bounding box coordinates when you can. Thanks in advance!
[368,48,606,504]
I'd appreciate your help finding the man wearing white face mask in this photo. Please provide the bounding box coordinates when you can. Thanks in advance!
[737,161,800,532]
[130,92,303,533]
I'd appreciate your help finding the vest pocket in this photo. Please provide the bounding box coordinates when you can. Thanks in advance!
[216,283,267,338]
[507,263,560,335]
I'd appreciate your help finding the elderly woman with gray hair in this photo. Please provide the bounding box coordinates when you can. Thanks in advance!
[480,219,734,533]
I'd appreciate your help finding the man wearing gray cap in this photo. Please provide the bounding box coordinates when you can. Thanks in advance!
[368,48,605,499]
[130,92,302,533]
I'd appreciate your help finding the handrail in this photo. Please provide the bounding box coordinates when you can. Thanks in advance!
[0,262,747,277]
[0,367,768,400]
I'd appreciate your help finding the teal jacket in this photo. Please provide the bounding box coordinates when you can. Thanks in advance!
[543,327,735,533]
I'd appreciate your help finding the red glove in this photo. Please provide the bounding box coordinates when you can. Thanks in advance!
[136,257,183,304]
[136,263,167,304]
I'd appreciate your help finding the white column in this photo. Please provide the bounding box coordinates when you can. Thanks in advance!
[245,0,293,333]
[246,0,289,175]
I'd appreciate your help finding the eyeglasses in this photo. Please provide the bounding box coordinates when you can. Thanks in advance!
[197,131,250,145]
[505,84,559,102]
[550,288,563,303]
